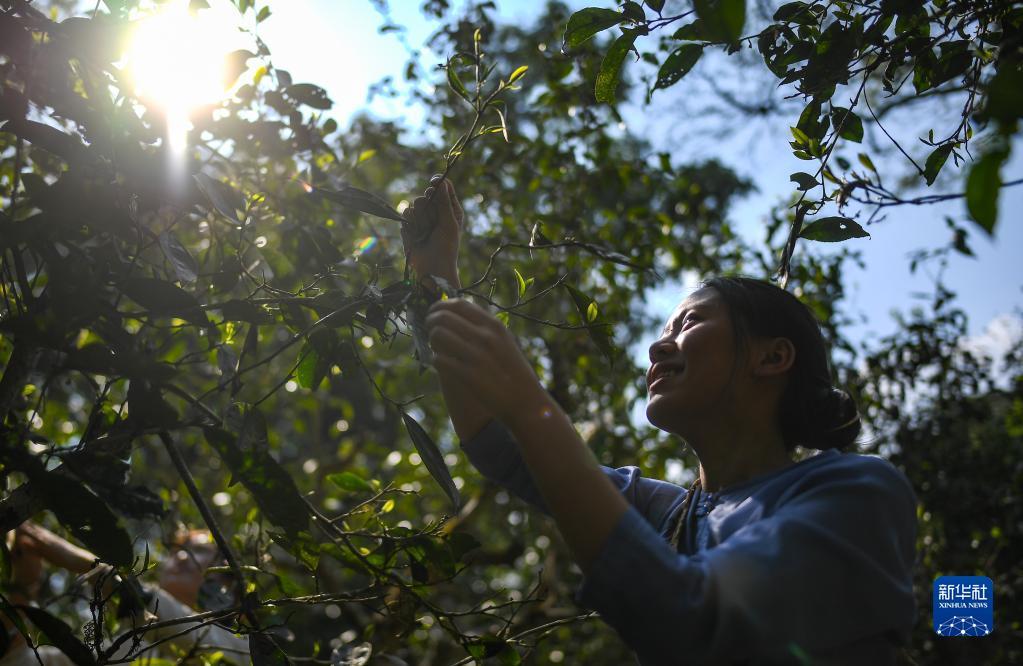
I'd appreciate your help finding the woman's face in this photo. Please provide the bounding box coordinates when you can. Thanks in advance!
[645,288,742,435]
[157,540,219,607]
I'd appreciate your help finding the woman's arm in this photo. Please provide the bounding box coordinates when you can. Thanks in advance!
[407,180,630,567]
[425,298,630,569]
[462,419,686,529]
[403,178,491,441]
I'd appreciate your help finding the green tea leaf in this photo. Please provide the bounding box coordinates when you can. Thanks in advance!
[250,633,290,666]
[799,216,870,242]
[790,171,818,191]
[194,173,246,227]
[622,1,646,22]
[672,20,709,41]
[121,277,210,328]
[653,44,703,91]
[966,147,1008,235]
[204,413,310,542]
[565,284,616,364]
[507,65,528,84]
[595,30,639,104]
[222,49,255,88]
[514,268,528,299]
[564,8,625,49]
[310,184,405,222]
[923,144,953,186]
[217,299,275,324]
[402,412,459,508]
[296,343,326,390]
[694,0,745,42]
[773,1,808,21]
[158,232,199,283]
[19,606,97,666]
[285,83,332,109]
[327,471,372,493]
[447,56,472,103]
[127,379,179,428]
[831,106,864,143]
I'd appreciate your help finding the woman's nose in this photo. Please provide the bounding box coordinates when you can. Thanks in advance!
[648,336,675,363]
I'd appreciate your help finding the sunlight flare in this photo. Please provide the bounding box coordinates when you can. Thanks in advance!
[125,1,247,154]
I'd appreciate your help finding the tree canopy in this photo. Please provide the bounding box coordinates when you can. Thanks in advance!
[0,0,1019,664]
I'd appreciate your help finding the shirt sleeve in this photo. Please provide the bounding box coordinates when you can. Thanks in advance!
[461,419,685,532]
[108,588,250,662]
[576,455,918,665]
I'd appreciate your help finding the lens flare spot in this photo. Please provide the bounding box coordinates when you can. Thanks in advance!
[353,236,377,256]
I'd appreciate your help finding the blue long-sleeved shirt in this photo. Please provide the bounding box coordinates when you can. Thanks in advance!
[462,420,917,665]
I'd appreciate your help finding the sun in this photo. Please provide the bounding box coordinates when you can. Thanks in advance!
[125,1,249,153]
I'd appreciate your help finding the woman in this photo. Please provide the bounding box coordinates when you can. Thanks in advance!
[2,524,248,665]
[406,177,917,665]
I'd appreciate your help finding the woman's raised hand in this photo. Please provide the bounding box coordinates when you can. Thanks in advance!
[16,522,100,574]
[425,299,545,426]
[401,176,464,286]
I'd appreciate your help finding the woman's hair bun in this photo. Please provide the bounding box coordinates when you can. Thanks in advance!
[812,388,861,450]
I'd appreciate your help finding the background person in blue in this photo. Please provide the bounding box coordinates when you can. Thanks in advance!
[405,177,918,665]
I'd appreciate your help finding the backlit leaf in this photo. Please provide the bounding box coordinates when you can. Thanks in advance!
[514,268,528,299]
[250,633,290,666]
[507,65,528,84]
[799,216,870,242]
[286,83,332,109]
[19,606,96,666]
[24,466,135,567]
[565,284,616,364]
[564,8,625,49]
[328,472,373,493]
[158,232,198,283]
[310,184,405,222]
[790,171,818,191]
[595,30,639,104]
[204,414,310,543]
[446,56,472,103]
[121,278,210,328]
[966,147,1007,235]
[296,343,327,390]
[923,144,953,186]
[694,0,745,42]
[402,412,459,508]
[831,106,864,143]
[194,173,246,227]
[653,44,703,91]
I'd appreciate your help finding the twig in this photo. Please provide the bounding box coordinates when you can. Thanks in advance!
[447,613,598,665]
[864,90,923,176]
[158,432,258,627]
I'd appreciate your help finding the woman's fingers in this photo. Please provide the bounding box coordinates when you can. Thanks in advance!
[425,321,472,362]
[437,179,464,229]
[428,298,496,328]
[426,308,490,355]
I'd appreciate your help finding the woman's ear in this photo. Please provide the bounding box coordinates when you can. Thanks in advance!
[752,337,796,377]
